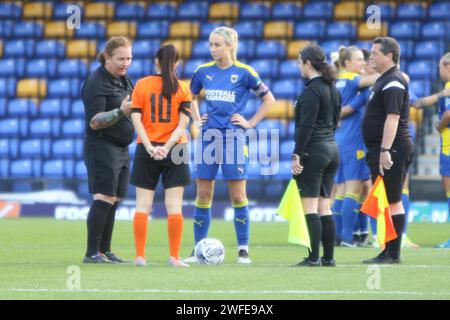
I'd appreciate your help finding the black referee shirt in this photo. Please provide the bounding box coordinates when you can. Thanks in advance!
[294,76,341,156]
[362,66,410,149]
[82,65,134,147]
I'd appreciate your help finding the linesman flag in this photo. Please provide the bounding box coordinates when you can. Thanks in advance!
[276,179,310,250]
[361,176,398,249]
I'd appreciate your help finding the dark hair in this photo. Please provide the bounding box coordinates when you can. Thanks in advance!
[97,36,132,65]
[156,44,179,100]
[361,48,370,62]
[300,44,336,84]
[373,37,400,65]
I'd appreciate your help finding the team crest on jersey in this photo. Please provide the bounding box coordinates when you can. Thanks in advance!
[230,74,239,83]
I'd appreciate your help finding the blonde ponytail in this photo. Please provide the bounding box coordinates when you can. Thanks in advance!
[210,26,238,62]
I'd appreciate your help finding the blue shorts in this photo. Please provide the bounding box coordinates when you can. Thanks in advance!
[440,151,450,176]
[194,129,248,181]
[335,144,370,184]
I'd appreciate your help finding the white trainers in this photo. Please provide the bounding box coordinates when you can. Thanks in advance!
[134,256,147,267]
[183,249,197,263]
[169,256,190,267]
[237,249,252,264]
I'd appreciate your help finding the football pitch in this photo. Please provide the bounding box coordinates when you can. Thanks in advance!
[0,218,449,300]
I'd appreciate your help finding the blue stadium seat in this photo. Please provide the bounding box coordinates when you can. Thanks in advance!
[238,40,256,59]
[429,2,450,21]
[256,41,285,59]
[396,4,426,21]
[280,140,295,161]
[61,119,84,137]
[365,3,395,21]
[414,41,445,60]
[48,79,80,98]
[0,20,13,38]
[35,40,65,58]
[89,60,101,74]
[247,163,261,180]
[128,59,149,81]
[0,3,22,20]
[0,99,6,118]
[191,40,211,59]
[0,139,18,159]
[303,2,333,20]
[234,21,263,39]
[4,40,34,58]
[132,40,161,58]
[20,139,50,158]
[199,22,221,39]
[272,161,292,180]
[321,40,350,57]
[0,78,17,98]
[262,181,286,198]
[407,60,437,81]
[137,21,169,39]
[421,22,449,41]
[75,139,83,159]
[178,2,208,20]
[146,3,177,20]
[53,3,83,20]
[52,139,75,158]
[13,22,43,38]
[410,80,431,98]
[295,21,326,40]
[75,160,87,179]
[0,159,8,179]
[279,60,299,79]
[183,59,207,78]
[70,99,84,118]
[252,59,279,79]
[354,41,372,52]
[11,159,41,178]
[40,98,70,118]
[389,22,421,40]
[0,59,25,77]
[0,118,19,137]
[29,119,61,138]
[398,41,414,60]
[7,99,38,118]
[271,3,302,20]
[272,79,303,99]
[75,22,106,39]
[115,3,145,20]
[256,119,284,134]
[43,159,73,178]
[58,59,88,78]
[26,59,57,78]
[240,3,270,20]
[326,22,356,40]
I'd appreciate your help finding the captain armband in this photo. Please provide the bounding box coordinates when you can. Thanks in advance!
[253,82,269,98]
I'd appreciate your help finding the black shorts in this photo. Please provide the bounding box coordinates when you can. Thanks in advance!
[294,141,339,198]
[84,135,130,197]
[366,139,415,203]
[130,143,190,190]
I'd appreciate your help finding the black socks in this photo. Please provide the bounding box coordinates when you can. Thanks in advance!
[388,214,405,259]
[85,200,112,257]
[320,215,336,261]
[305,214,322,262]
[100,201,119,254]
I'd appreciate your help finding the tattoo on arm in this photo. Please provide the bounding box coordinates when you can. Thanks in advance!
[90,108,123,130]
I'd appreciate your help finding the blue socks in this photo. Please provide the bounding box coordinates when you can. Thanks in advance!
[233,199,250,247]
[342,193,360,243]
[331,197,343,241]
[402,189,410,234]
[193,198,212,244]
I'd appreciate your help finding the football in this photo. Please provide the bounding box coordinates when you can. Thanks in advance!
[194,238,225,265]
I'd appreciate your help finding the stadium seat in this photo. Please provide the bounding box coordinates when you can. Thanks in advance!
[40,98,69,118]
[7,99,38,118]
[75,22,105,39]
[11,159,41,178]
[20,139,49,158]
[358,22,388,40]
[162,39,192,59]
[0,3,22,20]
[271,3,302,20]
[183,59,207,78]
[0,138,18,159]
[397,4,426,21]
[256,41,285,59]
[199,22,221,39]
[334,1,364,20]
[321,40,350,57]
[23,2,52,19]
[240,3,270,20]
[43,159,73,178]
[410,80,431,98]
[389,22,420,40]
[169,22,199,39]
[47,79,79,98]
[252,59,279,79]
[115,3,145,20]
[247,163,261,180]
[13,22,43,38]
[265,100,294,119]
[107,22,136,38]
[421,22,449,41]
[414,41,445,60]
[271,161,292,180]
[52,139,75,158]
[75,160,87,179]
[209,3,239,20]
[35,40,65,58]
[61,119,84,138]
[66,40,97,59]
[272,79,303,99]
[89,60,100,74]
[354,40,373,51]
[287,40,311,59]
[29,119,60,138]
[0,98,5,117]
[295,21,326,40]
[191,40,211,59]
[0,20,13,38]
[178,2,208,20]
[280,140,295,160]
[398,41,414,60]
[364,3,395,21]
[75,139,83,159]
[4,40,34,58]
[234,21,263,39]
[429,2,450,21]
[128,59,152,80]
[16,79,47,99]
[303,2,333,20]
[53,3,83,20]
[26,59,57,78]
[57,59,88,78]
[264,21,293,39]
[0,59,24,78]
[407,60,437,81]
[146,3,177,20]
[326,22,356,40]
[239,40,256,59]
[0,79,17,98]
[0,118,20,137]
[137,21,169,39]
[45,21,74,38]
[85,2,114,20]
[279,60,299,79]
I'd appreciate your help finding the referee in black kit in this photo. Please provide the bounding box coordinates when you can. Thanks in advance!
[82,36,134,263]
[292,44,341,267]
[362,37,415,264]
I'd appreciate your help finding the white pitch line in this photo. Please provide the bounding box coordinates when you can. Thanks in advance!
[4,288,450,296]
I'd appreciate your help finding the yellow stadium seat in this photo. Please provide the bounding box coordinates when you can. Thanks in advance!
[264,21,293,39]
[209,3,239,20]
[85,3,114,20]
[358,22,388,40]
[334,2,365,20]
[45,21,74,38]
[17,79,47,99]
[67,40,97,59]
[163,39,192,59]
[107,22,136,38]
[266,100,294,119]
[23,2,52,19]
[170,22,200,39]
[410,108,423,124]
[287,40,311,59]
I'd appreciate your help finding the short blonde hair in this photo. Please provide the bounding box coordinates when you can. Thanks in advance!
[210,26,238,62]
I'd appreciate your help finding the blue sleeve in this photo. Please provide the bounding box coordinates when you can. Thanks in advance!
[190,69,203,95]
[408,86,418,105]
[246,69,262,90]
[350,76,361,91]
[348,89,368,110]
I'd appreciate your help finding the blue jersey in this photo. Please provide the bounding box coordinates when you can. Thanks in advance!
[190,61,263,130]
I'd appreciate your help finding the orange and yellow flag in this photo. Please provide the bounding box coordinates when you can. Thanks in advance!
[360,176,397,249]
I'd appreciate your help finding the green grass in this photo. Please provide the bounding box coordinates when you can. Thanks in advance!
[0,218,449,300]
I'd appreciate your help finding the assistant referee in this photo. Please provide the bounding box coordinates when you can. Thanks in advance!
[362,37,415,264]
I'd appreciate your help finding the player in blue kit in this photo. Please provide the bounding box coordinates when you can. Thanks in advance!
[184,27,275,264]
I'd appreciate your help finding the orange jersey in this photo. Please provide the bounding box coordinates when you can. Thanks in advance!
[131,75,192,144]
